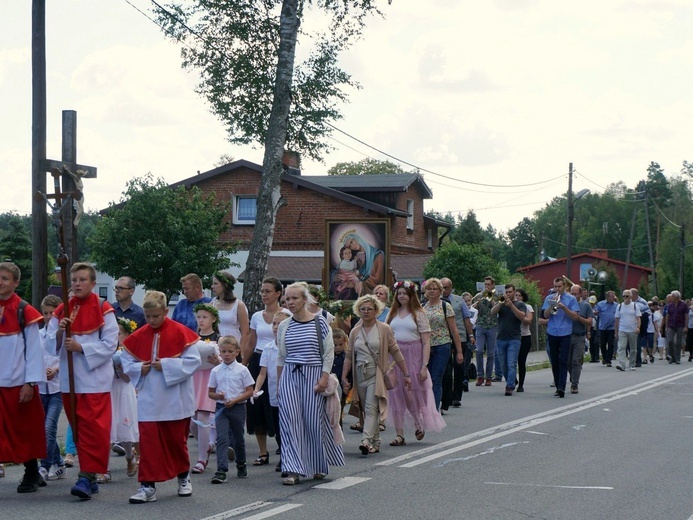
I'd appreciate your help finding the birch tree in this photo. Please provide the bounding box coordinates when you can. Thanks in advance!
[154,0,389,312]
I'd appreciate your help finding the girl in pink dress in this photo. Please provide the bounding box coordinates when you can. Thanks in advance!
[385,281,445,445]
[190,304,221,474]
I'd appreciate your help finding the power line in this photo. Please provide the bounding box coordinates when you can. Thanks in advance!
[326,122,565,188]
[649,195,681,229]
[541,235,649,252]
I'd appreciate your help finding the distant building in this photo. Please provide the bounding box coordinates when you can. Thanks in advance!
[517,249,652,296]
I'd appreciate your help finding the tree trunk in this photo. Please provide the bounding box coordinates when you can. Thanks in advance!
[242,0,299,314]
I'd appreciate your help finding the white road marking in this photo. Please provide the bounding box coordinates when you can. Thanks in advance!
[435,442,528,467]
[241,504,303,520]
[375,368,693,468]
[199,501,274,520]
[313,476,371,490]
[486,482,613,490]
[572,424,586,430]
[525,431,548,435]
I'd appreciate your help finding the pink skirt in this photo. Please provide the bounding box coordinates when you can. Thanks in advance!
[387,339,446,433]
[192,369,216,412]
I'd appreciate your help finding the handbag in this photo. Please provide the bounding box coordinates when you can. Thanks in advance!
[361,327,399,390]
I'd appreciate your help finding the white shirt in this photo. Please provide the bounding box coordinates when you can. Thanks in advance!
[468,306,478,327]
[45,313,118,393]
[259,341,279,407]
[39,328,60,394]
[0,322,45,388]
[121,345,201,421]
[209,359,254,404]
[615,302,641,333]
[389,311,430,343]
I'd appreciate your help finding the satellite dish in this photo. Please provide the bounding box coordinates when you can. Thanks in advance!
[587,268,597,279]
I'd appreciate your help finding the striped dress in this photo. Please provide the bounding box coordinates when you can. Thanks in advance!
[279,316,345,477]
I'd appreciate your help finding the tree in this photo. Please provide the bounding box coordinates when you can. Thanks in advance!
[0,214,33,298]
[423,242,509,295]
[88,175,234,301]
[506,217,538,271]
[327,158,407,176]
[154,0,389,312]
[450,210,485,246]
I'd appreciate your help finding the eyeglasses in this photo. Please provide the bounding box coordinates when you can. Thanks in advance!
[359,307,375,313]
[622,294,630,298]
[114,286,132,292]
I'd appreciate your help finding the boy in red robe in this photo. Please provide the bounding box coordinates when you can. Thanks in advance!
[0,262,46,493]
[45,262,118,500]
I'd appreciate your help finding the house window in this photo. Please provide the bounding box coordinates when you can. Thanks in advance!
[98,286,108,299]
[234,196,257,225]
[406,199,414,230]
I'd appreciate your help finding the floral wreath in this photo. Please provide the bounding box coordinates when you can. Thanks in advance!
[214,271,235,291]
[393,280,418,292]
[193,303,220,333]
[117,317,138,334]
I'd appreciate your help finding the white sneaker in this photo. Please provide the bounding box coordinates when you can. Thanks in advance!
[129,486,157,504]
[177,476,192,497]
[38,467,48,485]
[47,464,66,481]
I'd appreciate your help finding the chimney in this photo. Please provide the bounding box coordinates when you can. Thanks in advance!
[591,249,608,259]
[282,150,301,175]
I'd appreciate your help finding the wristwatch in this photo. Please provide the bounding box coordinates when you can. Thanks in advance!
[27,382,36,387]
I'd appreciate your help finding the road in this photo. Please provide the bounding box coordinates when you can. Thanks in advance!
[3,358,693,520]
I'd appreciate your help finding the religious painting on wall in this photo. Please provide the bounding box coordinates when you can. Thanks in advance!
[324,220,390,300]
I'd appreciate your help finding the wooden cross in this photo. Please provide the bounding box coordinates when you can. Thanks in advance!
[37,110,97,266]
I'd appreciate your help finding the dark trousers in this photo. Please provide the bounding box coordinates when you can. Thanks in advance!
[599,330,615,364]
[442,344,465,409]
[215,402,247,473]
[548,334,571,392]
[518,335,532,387]
[589,328,600,362]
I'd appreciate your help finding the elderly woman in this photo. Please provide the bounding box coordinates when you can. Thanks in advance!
[342,295,411,455]
[277,282,344,485]
[374,284,391,322]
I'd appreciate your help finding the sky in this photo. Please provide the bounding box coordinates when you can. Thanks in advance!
[2,0,693,234]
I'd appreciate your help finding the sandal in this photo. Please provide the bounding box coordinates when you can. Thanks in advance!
[378,423,386,432]
[368,445,380,454]
[389,435,406,446]
[282,473,300,485]
[191,460,207,474]
[96,472,111,484]
[349,423,363,432]
[253,453,269,466]
[359,443,370,456]
[415,429,425,441]
[126,456,138,478]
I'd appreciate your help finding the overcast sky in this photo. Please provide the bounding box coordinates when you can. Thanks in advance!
[2,0,692,233]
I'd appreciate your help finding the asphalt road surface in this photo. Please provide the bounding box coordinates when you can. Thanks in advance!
[3,359,693,520]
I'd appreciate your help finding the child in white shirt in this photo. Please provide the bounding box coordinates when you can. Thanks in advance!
[209,336,254,483]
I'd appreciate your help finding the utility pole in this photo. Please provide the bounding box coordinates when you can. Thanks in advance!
[566,162,574,279]
[623,202,638,293]
[641,183,657,296]
[680,223,685,295]
[31,0,48,308]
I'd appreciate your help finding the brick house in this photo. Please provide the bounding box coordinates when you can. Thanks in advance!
[164,158,451,291]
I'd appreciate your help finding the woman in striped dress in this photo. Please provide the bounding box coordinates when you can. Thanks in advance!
[276,282,344,485]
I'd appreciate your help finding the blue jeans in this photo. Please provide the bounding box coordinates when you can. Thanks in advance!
[429,344,451,410]
[496,339,520,389]
[475,326,497,379]
[41,392,64,468]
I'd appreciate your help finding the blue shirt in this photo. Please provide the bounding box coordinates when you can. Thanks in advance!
[112,301,146,329]
[172,296,212,332]
[594,300,618,330]
[542,292,579,336]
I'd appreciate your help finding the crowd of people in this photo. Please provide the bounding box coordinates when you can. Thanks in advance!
[1,261,690,504]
